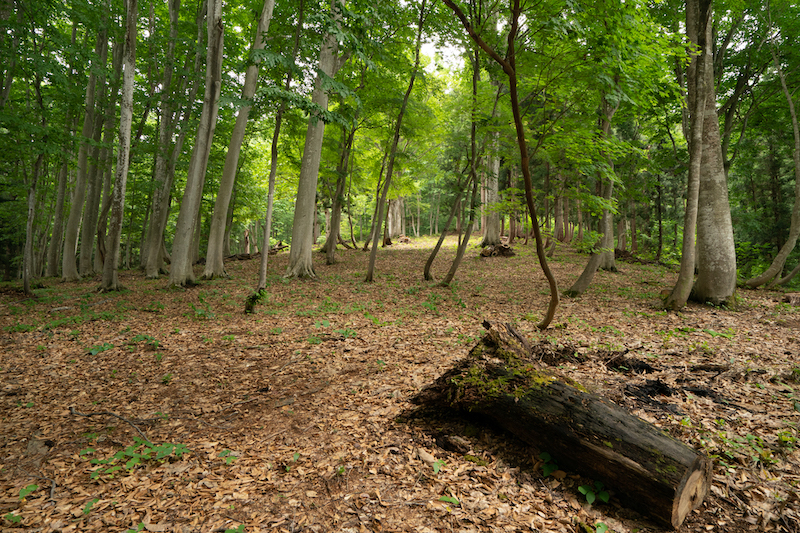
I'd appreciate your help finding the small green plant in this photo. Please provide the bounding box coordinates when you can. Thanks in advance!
[438,495,459,505]
[86,438,190,480]
[540,452,559,477]
[269,327,282,335]
[314,319,330,329]
[307,335,322,345]
[422,293,441,314]
[83,497,100,515]
[125,523,145,533]
[222,334,235,342]
[594,523,610,533]
[161,373,173,385]
[143,300,164,313]
[189,293,214,320]
[4,512,21,524]
[18,484,38,500]
[88,342,114,355]
[218,449,237,465]
[334,328,357,338]
[224,525,245,533]
[433,459,446,474]
[578,481,610,505]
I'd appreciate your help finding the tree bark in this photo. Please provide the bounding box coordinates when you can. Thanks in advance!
[365,0,427,282]
[480,133,502,247]
[169,0,223,288]
[746,30,800,288]
[286,0,345,279]
[413,323,712,529]
[203,0,275,279]
[443,0,558,329]
[62,35,105,281]
[665,0,710,310]
[143,0,203,279]
[691,11,737,306]
[324,125,355,265]
[101,0,137,291]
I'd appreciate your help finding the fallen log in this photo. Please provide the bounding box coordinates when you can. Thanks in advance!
[413,322,711,529]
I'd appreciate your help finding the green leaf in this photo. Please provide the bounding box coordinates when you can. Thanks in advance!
[18,484,38,500]
[438,495,459,505]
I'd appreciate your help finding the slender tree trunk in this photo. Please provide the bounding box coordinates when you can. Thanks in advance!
[286,0,345,279]
[424,189,464,281]
[444,0,558,328]
[144,0,203,279]
[101,0,137,291]
[45,155,69,277]
[325,125,355,265]
[566,96,619,296]
[62,35,105,281]
[204,0,275,279]
[366,0,427,282]
[747,34,800,288]
[441,176,479,286]
[169,0,223,287]
[666,0,710,309]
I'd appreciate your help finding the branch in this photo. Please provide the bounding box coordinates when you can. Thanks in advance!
[69,406,152,445]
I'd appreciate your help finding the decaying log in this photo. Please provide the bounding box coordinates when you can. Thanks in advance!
[480,243,515,257]
[413,322,711,529]
[783,293,800,305]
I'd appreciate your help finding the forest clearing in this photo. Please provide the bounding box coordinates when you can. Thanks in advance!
[1,239,798,533]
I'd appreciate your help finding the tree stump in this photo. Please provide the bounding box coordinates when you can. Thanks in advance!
[413,322,711,529]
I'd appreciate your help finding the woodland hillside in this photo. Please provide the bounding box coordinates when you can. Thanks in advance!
[2,0,800,305]
[0,240,799,533]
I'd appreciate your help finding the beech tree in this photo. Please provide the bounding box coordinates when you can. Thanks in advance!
[169,0,224,288]
[285,0,348,279]
[203,0,275,279]
[100,0,137,291]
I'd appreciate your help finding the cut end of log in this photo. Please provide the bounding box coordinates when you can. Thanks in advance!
[672,459,712,528]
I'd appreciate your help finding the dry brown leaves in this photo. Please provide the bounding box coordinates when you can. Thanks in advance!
[0,238,798,532]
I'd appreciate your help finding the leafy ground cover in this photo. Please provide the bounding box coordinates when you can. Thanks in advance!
[0,237,798,533]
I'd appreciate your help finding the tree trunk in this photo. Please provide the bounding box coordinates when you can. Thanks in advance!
[325,125,355,265]
[666,0,710,310]
[746,34,800,289]
[45,156,69,277]
[23,152,44,295]
[423,189,463,281]
[691,4,737,306]
[203,0,274,279]
[365,0,427,282]
[413,323,712,529]
[444,0,558,329]
[143,0,203,279]
[286,0,345,279]
[101,0,137,291]
[440,176,479,286]
[480,133,501,247]
[169,0,223,288]
[62,35,105,281]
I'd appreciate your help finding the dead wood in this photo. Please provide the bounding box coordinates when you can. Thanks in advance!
[413,322,712,529]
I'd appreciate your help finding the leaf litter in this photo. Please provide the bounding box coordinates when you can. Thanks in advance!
[0,239,798,532]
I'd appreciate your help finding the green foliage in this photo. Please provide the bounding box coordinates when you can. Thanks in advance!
[18,484,38,500]
[539,452,559,477]
[189,293,214,320]
[218,449,237,465]
[85,438,190,480]
[578,481,610,505]
[88,343,114,355]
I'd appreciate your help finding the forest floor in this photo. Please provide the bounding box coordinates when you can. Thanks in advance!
[0,237,799,533]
